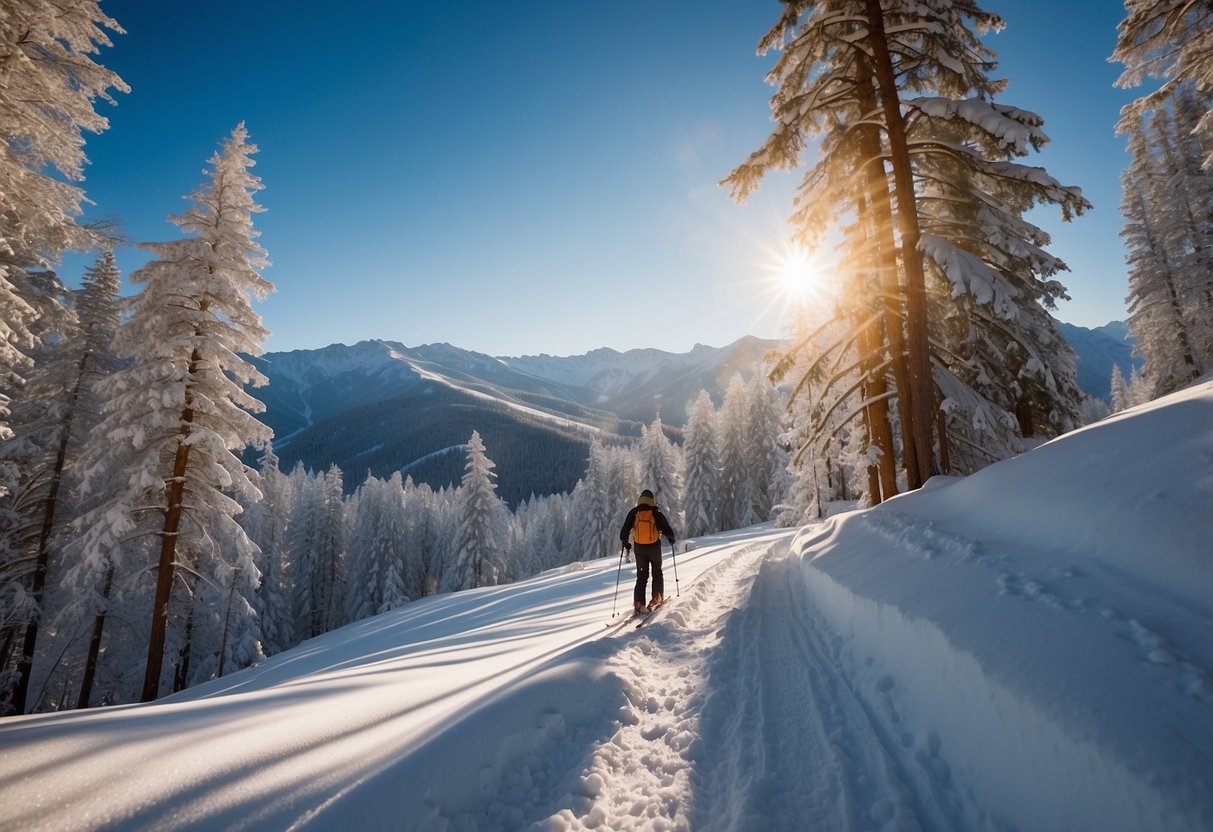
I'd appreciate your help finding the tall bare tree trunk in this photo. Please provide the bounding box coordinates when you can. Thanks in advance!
[140,348,200,703]
[855,51,912,495]
[863,0,939,488]
[77,562,114,709]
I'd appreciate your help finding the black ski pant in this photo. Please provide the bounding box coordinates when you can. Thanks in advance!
[633,542,664,605]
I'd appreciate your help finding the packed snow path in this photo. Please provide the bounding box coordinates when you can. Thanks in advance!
[527,532,978,832]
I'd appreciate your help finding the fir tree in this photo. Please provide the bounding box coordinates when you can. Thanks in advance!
[637,418,683,530]
[0,250,120,712]
[681,391,721,538]
[240,448,294,656]
[745,373,790,522]
[718,374,756,530]
[1121,101,1209,395]
[71,125,274,702]
[288,464,324,642]
[1113,0,1213,169]
[725,0,1087,488]
[444,432,507,591]
[0,2,126,456]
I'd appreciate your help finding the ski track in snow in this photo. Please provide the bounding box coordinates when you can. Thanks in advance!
[443,530,982,832]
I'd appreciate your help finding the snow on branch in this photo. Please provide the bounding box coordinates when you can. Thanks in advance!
[908,97,1048,154]
[919,234,1019,319]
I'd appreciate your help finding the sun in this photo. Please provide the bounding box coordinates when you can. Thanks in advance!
[773,245,821,303]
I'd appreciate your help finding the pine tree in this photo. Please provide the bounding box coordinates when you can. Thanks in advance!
[570,440,616,560]
[1121,105,1208,395]
[317,465,347,631]
[637,418,683,529]
[745,373,790,521]
[288,464,324,642]
[240,448,294,656]
[0,2,126,456]
[717,374,755,530]
[444,432,507,591]
[0,250,120,712]
[346,473,410,622]
[70,125,274,702]
[1110,364,1131,412]
[725,0,1087,487]
[402,476,439,597]
[681,391,721,538]
[1113,0,1213,170]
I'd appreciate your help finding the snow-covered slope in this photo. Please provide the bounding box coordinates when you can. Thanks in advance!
[2,381,1208,832]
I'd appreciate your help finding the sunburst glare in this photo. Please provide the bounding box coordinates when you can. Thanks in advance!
[774,245,820,303]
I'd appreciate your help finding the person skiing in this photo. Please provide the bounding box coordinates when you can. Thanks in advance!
[620,489,676,613]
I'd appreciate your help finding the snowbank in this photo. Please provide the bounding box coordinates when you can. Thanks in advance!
[792,380,1213,832]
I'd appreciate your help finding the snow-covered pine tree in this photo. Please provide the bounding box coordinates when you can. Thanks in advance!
[569,440,615,560]
[287,463,323,642]
[240,448,294,656]
[1110,364,1131,413]
[1113,0,1213,170]
[1147,87,1213,369]
[346,473,410,622]
[317,465,347,631]
[637,418,683,530]
[910,95,1089,459]
[0,2,126,459]
[745,372,790,521]
[725,1,1088,485]
[717,374,757,530]
[70,124,274,702]
[402,476,440,597]
[0,250,120,713]
[443,431,508,591]
[1121,101,1209,395]
[681,391,721,538]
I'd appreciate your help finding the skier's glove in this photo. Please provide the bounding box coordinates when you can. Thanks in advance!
[623,542,631,552]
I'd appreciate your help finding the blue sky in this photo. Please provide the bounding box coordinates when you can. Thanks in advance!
[68,0,1140,357]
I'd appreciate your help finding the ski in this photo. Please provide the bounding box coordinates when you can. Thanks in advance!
[635,603,665,629]
[605,611,641,630]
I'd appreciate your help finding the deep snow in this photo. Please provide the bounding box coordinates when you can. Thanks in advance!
[1,380,1210,832]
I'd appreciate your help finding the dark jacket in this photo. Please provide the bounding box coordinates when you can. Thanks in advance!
[620,502,676,547]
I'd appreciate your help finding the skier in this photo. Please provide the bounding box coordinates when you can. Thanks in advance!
[620,489,677,613]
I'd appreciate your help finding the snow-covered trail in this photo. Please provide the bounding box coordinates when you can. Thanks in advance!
[524,529,982,832]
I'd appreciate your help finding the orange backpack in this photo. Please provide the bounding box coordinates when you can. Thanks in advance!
[633,508,659,545]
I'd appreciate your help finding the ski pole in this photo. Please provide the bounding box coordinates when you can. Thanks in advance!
[611,544,626,616]
[670,539,680,597]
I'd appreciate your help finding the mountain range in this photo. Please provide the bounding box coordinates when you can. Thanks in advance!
[250,336,776,505]
[250,323,1138,503]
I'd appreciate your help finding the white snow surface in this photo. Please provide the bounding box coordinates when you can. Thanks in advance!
[2,381,1211,832]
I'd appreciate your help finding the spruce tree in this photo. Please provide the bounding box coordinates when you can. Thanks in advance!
[725,0,1087,487]
[637,418,683,529]
[681,391,721,538]
[1113,0,1213,169]
[444,432,507,591]
[0,250,120,712]
[71,124,274,702]
[0,2,126,454]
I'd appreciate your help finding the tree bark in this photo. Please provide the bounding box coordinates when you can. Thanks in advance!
[11,353,90,713]
[140,348,201,703]
[863,0,939,487]
[854,54,909,500]
[76,563,113,709]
